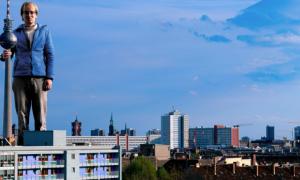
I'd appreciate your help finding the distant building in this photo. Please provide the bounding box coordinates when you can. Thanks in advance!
[240,136,250,147]
[189,127,214,148]
[120,124,136,136]
[147,134,161,144]
[147,129,161,135]
[71,117,81,136]
[189,125,239,148]
[147,129,161,144]
[91,129,105,136]
[140,144,170,160]
[108,113,118,136]
[67,135,147,152]
[161,110,189,149]
[231,126,240,147]
[295,126,300,140]
[266,125,275,141]
[215,125,239,147]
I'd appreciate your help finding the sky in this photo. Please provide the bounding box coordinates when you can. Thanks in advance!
[1,0,300,139]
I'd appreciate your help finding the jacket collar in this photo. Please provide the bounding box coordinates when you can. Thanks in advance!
[16,23,40,31]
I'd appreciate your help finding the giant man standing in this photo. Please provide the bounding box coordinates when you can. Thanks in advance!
[1,2,55,145]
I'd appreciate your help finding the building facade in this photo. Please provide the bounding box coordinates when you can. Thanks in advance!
[266,125,275,141]
[120,124,136,136]
[295,126,300,140]
[189,125,239,148]
[189,127,214,148]
[0,146,121,180]
[91,129,105,136]
[147,129,161,144]
[161,110,189,149]
[67,135,147,152]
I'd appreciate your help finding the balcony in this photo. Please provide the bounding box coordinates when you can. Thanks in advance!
[17,174,64,180]
[18,160,65,170]
[80,171,119,179]
[80,159,119,167]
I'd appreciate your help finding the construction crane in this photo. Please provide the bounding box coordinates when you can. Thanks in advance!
[287,121,300,140]
[233,123,253,128]
[288,121,300,125]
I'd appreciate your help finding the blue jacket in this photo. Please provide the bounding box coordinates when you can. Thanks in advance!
[13,24,54,79]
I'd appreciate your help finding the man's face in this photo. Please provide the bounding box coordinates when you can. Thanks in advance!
[22,4,37,26]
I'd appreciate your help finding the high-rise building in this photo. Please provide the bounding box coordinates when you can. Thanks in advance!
[231,126,239,147]
[294,126,300,140]
[71,117,81,136]
[91,129,105,136]
[189,127,214,148]
[215,125,239,147]
[161,110,189,150]
[189,125,239,148]
[266,125,275,141]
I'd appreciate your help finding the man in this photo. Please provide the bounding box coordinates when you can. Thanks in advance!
[1,2,55,145]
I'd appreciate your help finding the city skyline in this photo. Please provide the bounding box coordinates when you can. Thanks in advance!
[1,0,300,139]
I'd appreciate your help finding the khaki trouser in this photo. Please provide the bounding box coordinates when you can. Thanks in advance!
[12,77,47,144]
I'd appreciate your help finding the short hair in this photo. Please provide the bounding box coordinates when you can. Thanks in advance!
[20,2,39,16]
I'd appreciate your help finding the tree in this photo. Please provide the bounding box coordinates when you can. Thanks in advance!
[123,156,157,180]
[157,167,171,180]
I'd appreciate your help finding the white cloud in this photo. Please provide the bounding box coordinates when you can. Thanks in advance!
[259,33,300,45]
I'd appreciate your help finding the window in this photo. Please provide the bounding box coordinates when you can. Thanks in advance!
[73,167,76,173]
[72,154,75,159]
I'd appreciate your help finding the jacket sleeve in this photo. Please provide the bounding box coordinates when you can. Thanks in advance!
[44,28,55,80]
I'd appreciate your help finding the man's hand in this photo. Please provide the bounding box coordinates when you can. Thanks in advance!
[43,79,53,91]
[2,49,12,60]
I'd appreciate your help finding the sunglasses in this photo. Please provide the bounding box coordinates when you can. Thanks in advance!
[23,11,36,15]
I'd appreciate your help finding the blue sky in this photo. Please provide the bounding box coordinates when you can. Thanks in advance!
[1,0,300,139]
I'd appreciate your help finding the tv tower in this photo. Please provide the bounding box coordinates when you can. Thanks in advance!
[0,0,17,144]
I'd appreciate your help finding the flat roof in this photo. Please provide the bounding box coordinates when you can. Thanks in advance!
[0,145,119,152]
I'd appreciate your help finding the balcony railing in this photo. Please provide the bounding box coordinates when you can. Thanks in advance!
[18,160,65,169]
[80,158,119,167]
[80,171,119,179]
[18,174,64,180]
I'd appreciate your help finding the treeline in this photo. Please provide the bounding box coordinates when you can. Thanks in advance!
[122,156,205,180]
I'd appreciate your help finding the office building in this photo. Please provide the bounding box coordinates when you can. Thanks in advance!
[295,126,300,140]
[189,127,214,148]
[266,125,275,141]
[189,125,239,148]
[67,135,147,152]
[91,129,105,136]
[161,110,189,149]
[72,117,81,136]
[214,125,239,147]
[231,126,239,147]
